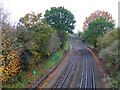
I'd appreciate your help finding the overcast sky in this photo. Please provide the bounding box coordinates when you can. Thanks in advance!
[1,0,119,33]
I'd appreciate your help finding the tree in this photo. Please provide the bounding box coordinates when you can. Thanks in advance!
[0,3,12,31]
[44,7,74,47]
[18,12,57,69]
[58,30,69,48]
[2,29,21,85]
[19,12,42,32]
[83,17,114,47]
[0,3,21,85]
[83,10,115,32]
[44,6,76,34]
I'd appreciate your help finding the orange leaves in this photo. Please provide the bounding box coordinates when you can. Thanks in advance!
[2,52,21,83]
[8,59,21,77]
[2,32,21,84]
[83,10,115,31]
[20,12,42,32]
[19,48,22,52]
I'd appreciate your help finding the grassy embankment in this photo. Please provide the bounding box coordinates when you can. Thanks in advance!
[6,43,69,88]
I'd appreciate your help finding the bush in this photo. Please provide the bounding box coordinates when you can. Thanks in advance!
[15,12,62,70]
[97,28,118,50]
[47,31,60,55]
[99,40,118,66]
[99,40,119,87]
[58,30,69,48]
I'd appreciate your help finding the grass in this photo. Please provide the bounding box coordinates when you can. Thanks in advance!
[106,63,112,67]
[64,42,69,50]
[4,43,69,88]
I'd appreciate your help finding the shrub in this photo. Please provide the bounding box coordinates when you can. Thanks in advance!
[99,40,118,66]
[47,31,60,55]
[97,28,118,50]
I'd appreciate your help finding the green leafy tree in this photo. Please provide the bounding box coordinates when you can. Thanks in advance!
[44,6,75,47]
[58,30,69,48]
[83,17,114,47]
[44,6,76,34]
[83,10,115,31]
[17,12,54,69]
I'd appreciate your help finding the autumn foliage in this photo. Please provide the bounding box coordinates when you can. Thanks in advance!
[1,12,60,85]
[17,12,60,70]
[2,29,21,84]
[83,10,115,32]
[1,6,72,87]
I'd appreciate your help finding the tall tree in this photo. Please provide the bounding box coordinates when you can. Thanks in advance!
[44,6,76,34]
[44,6,75,47]
[83,17,114,47]
[83,10,115,32]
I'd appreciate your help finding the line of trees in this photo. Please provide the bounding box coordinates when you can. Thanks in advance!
[1,5,76,86]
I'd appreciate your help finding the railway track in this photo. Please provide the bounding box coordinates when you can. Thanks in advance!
[87,46,114,88]
[74,40,113,88]
[77,48,96,89]
[51,48,78,88]
[31,40,108,89]
[31,43,72,89]
[86,48,96,89]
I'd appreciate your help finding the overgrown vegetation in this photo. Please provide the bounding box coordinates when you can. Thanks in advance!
[1,4,74,88]
[97,28,119,87]
[97,28,118,50]
[5,43,69,88]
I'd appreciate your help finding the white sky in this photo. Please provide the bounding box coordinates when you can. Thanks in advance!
[1,0,119,33]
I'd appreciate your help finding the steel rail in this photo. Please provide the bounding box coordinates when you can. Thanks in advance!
[66,50,79,88]
[77,50,84,88]
[87,46,114,88]
[74,40,113,88]
[60,55,77,88]
[51,51,76,89]
[76,45,96,89]
[85,54,88,88]
[51,56,73,88]
[78,49,86,88]
[31,43,71,89]
[86,49,96,89]
[51,42,79,89]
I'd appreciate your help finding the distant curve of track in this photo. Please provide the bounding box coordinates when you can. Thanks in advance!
[32,40,105,89]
